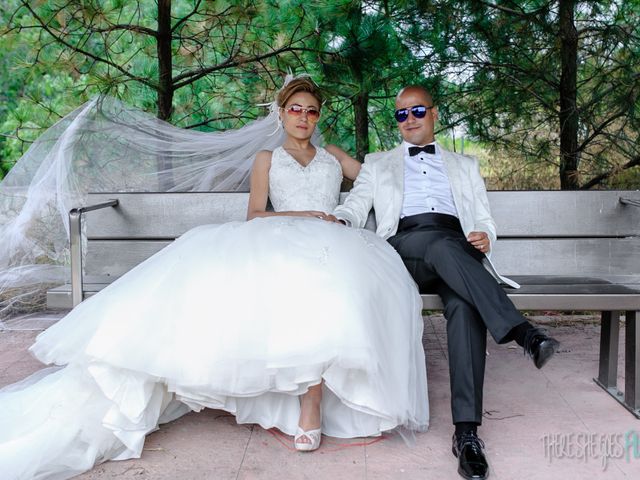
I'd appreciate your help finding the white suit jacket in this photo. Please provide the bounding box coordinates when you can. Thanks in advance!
[334,144,519,288]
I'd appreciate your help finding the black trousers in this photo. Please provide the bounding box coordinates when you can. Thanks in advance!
[388,213,525,424]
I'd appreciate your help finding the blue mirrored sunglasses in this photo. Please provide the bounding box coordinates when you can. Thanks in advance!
[394,105,433,122]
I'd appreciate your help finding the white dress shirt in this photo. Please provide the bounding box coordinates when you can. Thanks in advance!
[401,141,459,218]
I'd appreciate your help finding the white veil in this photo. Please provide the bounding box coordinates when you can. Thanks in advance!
[0,75,321,322]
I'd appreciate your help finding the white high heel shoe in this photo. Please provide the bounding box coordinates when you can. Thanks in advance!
[294,426,322,451]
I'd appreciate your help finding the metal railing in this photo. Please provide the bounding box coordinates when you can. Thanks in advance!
[69,199,119,307]
[620,197,640,207]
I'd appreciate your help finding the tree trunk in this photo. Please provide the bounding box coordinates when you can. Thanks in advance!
[558,0,579,189]
[349,2,368,162]
[156,0,174,189]
[353,92,369,161]
[157,0,173,121]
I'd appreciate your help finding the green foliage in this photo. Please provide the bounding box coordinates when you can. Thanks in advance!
[0,1,317,157]
[0,0,639,188]
[312,1,431,157]
[420,0,640,189]
[1,74,95,164]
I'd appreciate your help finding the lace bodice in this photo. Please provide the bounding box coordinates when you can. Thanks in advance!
[269,146,342,212]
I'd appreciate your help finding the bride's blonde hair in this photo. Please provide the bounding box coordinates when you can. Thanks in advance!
[276,77,323,108]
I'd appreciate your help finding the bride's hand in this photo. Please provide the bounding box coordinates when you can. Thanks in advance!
[324,214,342,223]
[293,211,340,222]
[296,211,330,220]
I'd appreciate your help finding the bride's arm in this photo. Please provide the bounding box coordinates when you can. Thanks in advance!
[246,150,331,221]
[325,145,361,181]
[246,150,272,220]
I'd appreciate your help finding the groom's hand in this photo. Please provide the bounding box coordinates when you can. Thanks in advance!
[467,231,490,253]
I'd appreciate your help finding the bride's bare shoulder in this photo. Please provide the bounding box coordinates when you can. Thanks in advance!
[254,150,274,166]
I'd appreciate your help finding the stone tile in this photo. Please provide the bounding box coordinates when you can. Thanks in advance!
[1,313,638,479]
[78,410,251,480]
[1,311,63,331]
[486,417,633,480]
[237,427,365,480]
[0,360,45,387]
[365,424,454,479]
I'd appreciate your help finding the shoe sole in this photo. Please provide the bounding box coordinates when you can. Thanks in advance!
[452,446,489,479]
[535,339,560,369]
[457,467,489,480]
[295,444,320,452]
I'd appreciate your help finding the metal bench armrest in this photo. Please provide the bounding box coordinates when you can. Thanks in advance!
[69,199,119,307]
[620,197,640,207]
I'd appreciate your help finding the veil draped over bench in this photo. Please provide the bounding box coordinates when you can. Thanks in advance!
[0,83,320,322]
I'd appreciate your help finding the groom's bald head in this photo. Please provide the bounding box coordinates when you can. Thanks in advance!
[395,85,438,146]
[395,86,434,106]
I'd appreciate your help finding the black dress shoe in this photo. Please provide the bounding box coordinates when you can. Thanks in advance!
[452,431,489,480]
[524,327,560,369]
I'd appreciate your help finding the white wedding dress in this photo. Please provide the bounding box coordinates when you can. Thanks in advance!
[0,146,429,479]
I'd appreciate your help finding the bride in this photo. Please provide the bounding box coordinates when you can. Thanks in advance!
[0,77,428,479]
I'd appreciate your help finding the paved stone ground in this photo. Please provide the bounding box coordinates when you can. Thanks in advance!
[1,312,639,479]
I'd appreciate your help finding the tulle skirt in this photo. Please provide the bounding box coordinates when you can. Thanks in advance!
[0,217,429,479]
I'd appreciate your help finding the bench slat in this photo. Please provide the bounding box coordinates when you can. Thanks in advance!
[86,192,249,239]
[85,241,170,277]
[85,237,640,278]
[492,238,640,276]
[489,190,640,237]
[84,191,640,239]
[422,294,640,311]
[48,283,640,312]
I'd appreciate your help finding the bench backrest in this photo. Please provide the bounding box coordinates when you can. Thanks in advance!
[83,191,640,278]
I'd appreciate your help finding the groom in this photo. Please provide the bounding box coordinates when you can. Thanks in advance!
[333,85,559,480]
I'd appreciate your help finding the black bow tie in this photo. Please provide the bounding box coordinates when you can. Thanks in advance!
[408,144,436,156]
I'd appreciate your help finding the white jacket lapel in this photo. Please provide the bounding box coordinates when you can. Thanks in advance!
[441,149,463,208]
[389,145,404,217]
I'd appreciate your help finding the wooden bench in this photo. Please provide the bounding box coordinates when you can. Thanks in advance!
[47,190,640,417]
